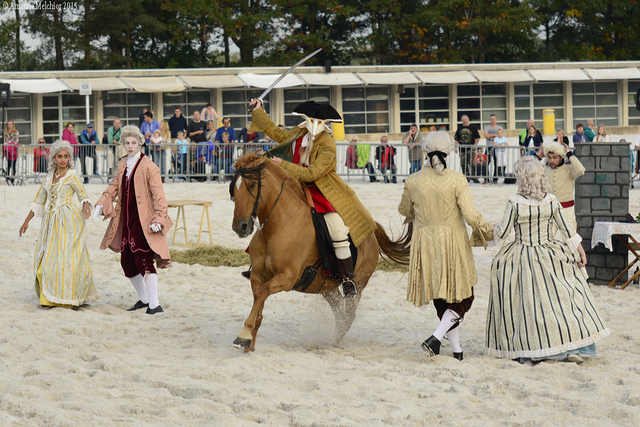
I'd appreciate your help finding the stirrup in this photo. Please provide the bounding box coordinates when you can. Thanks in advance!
[340,278,357,298]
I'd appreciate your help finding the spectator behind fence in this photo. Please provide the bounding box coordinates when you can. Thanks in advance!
[484,114,503,184]
[494,129,508,179]
[553,129,570,147]
[593,125,610,142]
[353,136,378,183]
[521,124,543,156]
[63,122,80,158]
[205,120,219,173]
[345,136,358,170]
[473,147,488,183]
[161,120,172,179]
[3,119,19,185]
[403,123,424,174]
[168,107,188,141]
[188,111,207,181]
[138,108,147,127]
[584,119,596,141]
[175,130,188,177]
[201,102,219,123]
[375,135,397,184]
[140,111,160,156]
[106,119,122,174]
[573,123,588,144]
[454,115,480,182]
[34,137,49,173]
[79,123,99,183]
[215,118,236,178]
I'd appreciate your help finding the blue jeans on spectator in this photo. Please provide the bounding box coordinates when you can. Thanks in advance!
[151,149,166,175]
[410,159,423,174]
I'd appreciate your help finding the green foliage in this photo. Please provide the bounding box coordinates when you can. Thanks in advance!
[2,0,640,70]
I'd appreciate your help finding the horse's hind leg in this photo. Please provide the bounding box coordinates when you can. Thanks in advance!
[323,287,360,346]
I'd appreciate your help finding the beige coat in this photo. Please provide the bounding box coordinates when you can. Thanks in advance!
[545,155,585,203]
[251,107,376,247]
[96,155,173,268]
[398,167,491,305]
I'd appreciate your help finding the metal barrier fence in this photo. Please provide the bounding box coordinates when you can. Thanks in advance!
[3,141,637,185]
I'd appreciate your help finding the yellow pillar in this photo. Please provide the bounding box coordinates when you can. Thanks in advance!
[332,120,345,141]
[543,109,555,135]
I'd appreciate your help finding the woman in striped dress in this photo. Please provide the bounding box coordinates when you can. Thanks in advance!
[19,140,97,308]
[486,157,609,364]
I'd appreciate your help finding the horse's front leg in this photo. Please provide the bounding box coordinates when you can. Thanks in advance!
[233,269,296,352]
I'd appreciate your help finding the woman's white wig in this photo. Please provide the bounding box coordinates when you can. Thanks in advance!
[48,139,75,172]
[120,125,144,146]
[422,131,454,174]
[543,141,567,158]
[514,156,547,200]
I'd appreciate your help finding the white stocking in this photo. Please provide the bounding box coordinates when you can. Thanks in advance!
[145,273,160,309]
[433,309,460,341]
[446,326,462,353]
[129,274,149,304]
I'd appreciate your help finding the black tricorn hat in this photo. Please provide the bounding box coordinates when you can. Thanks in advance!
[292,100,342,122]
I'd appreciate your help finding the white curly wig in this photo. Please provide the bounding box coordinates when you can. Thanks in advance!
[543,141,567,159]
[422,131,454,174]
[514,157,547,200]
[119,125,144,146]
[48,139,76,172]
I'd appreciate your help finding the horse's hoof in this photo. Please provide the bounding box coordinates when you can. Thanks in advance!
[233,337,252,349]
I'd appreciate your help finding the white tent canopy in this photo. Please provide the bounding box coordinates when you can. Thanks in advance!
[413,71,476,84]
[296,73,362,86]
[472,70,533,83]
[528,69,589,81]
[180,75,245,89]
[120,76,186,92]
[61,77,130,91]
[583,68,640,80]
[1,78,70,93]
[356,72,421,85]
[237,73,305,89]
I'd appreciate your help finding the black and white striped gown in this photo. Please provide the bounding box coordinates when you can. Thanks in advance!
[485,193,610,359]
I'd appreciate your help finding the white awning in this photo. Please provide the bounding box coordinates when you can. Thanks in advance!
[236,73,306,89]
[296,72,362,86]
[1,78,70,93]
[413,71,476,84]
[179,75,246,88]
[120,76,186,92]
[356,72,421,85]
[527,68,589,81]
[61,77,130,91]
[472,70,533,82]
[583,68,640,80]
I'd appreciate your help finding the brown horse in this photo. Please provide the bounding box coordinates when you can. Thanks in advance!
[230,153,410,352]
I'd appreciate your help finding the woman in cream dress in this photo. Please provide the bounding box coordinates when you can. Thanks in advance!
[485,157,610,364]
[398,131,492,360]
[19,140,97,307]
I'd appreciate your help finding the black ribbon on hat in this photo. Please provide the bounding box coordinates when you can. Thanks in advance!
[427,150,448,169]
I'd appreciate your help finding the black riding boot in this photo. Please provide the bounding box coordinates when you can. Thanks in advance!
[241,265,252,280]
[337,257,357,298]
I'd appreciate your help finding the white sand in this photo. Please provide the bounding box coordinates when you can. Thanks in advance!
[1,177,639,426]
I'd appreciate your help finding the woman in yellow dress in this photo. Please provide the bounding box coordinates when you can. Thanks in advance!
[19,140,98,307]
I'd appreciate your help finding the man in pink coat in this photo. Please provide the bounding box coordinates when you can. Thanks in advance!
[94,125,172,314]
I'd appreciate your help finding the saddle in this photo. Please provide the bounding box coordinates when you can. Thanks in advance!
[293,186,357,292]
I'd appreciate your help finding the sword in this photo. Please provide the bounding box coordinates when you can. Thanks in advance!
[247,48,322,111]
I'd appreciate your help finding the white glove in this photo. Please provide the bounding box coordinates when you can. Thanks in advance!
[93,205,103,222]
[149,223,162,232]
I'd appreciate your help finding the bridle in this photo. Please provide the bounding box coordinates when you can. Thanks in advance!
[229,162,286,231]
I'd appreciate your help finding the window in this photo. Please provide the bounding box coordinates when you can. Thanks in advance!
[284,88,331,127]
[6,93,32,144]
[43,93,95,143]
[342,86,389,134]
[103,91,152,131]
[514,83,565,131]
[572,81,619,128]
[163,90,211,123]
[628,81,640,126]
[400,85,449,132]
[222,89,270,132]
[457,84,506,129]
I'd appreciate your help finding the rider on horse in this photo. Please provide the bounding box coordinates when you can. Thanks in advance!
[248,98,376,297]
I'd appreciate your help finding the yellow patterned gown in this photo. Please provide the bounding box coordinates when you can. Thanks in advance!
[398,167,492,306]
[485,194,610,360]
[31,169,97,307]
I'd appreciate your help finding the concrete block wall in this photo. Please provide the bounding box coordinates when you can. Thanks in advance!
[575,142,630,286]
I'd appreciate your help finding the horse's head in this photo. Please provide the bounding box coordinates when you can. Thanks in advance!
[229,154,268,238]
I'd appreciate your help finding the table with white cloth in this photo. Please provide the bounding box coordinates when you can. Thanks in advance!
[591,221,640,289]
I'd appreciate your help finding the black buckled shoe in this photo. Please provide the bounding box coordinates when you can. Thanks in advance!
[421,335,441,357]
[341,279,357,298]
[126,300,149,311]
[146,305,164,315]
[453,352,463,361]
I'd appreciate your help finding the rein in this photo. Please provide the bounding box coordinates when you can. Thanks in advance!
[230,162,286,230]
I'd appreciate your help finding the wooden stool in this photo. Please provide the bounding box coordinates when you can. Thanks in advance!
[167,200,213,247]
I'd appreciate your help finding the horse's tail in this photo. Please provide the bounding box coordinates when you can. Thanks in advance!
[374,221,412,265]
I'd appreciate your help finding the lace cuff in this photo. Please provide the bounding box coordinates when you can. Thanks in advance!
[30,203,45,218]
[80,198,93,210]
[564,233,582,253]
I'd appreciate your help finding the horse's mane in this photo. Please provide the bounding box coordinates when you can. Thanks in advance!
[233,153,306,202]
